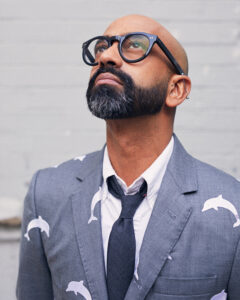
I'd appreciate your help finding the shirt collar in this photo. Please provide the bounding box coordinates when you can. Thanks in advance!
[102,136,174,208]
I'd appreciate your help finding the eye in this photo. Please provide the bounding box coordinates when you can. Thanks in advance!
[94,43,108,54]
[126,41,146,50]
[129,41,142,49]
[93,40,109,56]
[123,36,149,52]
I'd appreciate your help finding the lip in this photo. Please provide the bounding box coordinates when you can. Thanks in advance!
[95,73,123,87]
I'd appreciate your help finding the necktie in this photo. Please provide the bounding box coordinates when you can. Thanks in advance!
[106,175,147,300]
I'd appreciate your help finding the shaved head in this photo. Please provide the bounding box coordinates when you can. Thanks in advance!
[86,14,191,120]
[104,14,188,75]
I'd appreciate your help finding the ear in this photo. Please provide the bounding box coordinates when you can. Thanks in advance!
[165,75,191,108]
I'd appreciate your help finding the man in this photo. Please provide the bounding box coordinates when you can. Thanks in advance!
[17,15,240,300]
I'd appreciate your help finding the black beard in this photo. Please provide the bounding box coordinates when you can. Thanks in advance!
[86,66,169,120]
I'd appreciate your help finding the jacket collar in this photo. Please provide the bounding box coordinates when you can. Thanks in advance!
[167,133,198,194]
[76,134,198,194]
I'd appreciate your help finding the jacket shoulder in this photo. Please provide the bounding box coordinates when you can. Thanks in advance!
[38,149,103,179]
[29,149,104,207]
[192,157,240,219]
[194,158,240,190]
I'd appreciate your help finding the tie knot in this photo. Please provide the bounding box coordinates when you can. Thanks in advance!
[107,176,147,219]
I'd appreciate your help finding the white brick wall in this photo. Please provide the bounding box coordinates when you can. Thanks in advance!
[1,0,239,205]
[0,1,240,298]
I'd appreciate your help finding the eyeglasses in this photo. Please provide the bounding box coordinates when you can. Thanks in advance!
[82,32,185,75]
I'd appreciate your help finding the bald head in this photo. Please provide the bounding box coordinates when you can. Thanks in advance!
[86,14,191,121]
[104,14,188,75]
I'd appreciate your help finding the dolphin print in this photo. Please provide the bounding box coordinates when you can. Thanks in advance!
[88,187,102,224]
[202,195,240,228]
[24,216,50,241]
[74,155,86,162]
[134,256,140,280]
[66,280,92,300]
[134,269,139,281]
[210,289,227,300]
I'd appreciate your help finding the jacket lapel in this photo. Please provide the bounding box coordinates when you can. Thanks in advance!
[125,135,198,299]
[71,148,108,300]
[70,136,198,300]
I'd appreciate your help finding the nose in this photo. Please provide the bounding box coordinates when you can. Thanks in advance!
[98,42,123,68]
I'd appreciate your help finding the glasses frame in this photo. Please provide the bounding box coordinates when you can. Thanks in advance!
[82,32,185,75]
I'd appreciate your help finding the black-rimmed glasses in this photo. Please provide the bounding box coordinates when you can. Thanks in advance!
[82,32,185,75]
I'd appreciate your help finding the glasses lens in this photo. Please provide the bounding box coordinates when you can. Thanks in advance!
[84,38,109,64]
[121,34,150,61]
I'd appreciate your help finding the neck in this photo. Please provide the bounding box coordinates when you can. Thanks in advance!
[106,112,173,186]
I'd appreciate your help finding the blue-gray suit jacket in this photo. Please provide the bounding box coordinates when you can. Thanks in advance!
[16,135,240,299]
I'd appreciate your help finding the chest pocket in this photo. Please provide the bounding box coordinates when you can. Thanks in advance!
[148,275,218,299]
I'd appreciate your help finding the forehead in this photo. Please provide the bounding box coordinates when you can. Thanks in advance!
[104,17,160,36]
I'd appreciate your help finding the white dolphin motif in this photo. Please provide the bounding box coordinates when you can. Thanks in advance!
[66,280,92,299]
[88,187,102,224]
[202,195,240,228]
[134,256,140,280]
[74,155,86,162]
[210,289,227,300]
[24,216,50,241]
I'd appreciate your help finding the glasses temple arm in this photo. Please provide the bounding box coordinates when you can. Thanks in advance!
[156,38,185,75]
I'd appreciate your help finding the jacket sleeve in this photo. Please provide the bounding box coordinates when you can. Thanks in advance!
[16,171,54,300]
[227,235,240,299]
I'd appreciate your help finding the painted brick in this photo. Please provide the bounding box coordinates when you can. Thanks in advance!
[1,19,239,44]
[0,0,239,21]
[0,1,240,297]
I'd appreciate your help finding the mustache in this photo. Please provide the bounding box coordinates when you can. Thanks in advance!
[88,66,134,90]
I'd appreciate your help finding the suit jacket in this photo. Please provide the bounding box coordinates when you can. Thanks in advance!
[16,135,240,300]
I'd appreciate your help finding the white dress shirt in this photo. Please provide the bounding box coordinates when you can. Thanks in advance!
[101,136,174,274]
